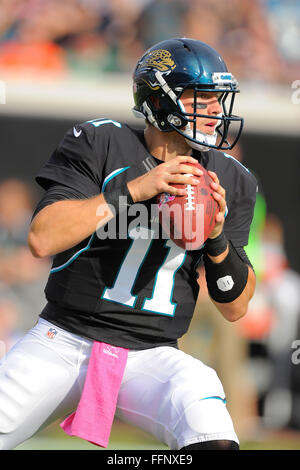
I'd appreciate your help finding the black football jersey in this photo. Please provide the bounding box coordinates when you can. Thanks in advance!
[35,118,257,349]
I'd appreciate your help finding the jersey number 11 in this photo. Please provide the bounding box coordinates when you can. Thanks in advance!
[102,227,186,316]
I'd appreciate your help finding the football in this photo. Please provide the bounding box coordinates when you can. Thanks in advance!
[157,162,219,250]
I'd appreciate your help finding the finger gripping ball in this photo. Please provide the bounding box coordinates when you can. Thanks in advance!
[157,162,219,250]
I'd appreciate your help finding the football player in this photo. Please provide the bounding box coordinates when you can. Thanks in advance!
[0,38,256,450]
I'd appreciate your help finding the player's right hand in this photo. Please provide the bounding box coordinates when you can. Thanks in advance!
[127,156,203,202]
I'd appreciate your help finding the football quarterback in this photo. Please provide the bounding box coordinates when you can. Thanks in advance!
[0,38,256,451]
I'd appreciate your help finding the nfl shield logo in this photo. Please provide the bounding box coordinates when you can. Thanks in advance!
[158,192,175,208]
[46,328,57,340]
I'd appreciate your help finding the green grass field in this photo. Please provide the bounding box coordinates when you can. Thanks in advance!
[14,420,300,450]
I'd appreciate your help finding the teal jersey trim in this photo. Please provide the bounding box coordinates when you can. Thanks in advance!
[102,167,130,192]
[50,233,95,273]
[223,152,250,173]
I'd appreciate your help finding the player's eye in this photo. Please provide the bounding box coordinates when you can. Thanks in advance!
[198,93,209,100]
[196,103,208,110]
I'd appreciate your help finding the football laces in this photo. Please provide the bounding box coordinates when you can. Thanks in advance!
[184,174,196,211]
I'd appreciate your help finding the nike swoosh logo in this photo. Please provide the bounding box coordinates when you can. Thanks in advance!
[73,127,82,138]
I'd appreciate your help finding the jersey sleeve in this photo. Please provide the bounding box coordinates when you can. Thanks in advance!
[35,123,105,197]
[224,170,258,247]
[31,184,88,221]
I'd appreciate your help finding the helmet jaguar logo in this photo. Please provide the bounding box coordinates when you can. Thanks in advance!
[141,49,176,73]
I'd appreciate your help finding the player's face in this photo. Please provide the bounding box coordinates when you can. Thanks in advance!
[180,89,223,135]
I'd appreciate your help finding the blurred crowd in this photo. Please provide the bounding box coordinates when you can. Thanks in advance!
[0,179,50,355]
[0,0,299,83]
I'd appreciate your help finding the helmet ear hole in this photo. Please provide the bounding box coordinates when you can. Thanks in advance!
[183,43,192,52]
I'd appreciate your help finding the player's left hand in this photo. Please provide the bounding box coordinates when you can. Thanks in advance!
[207,170,226,239]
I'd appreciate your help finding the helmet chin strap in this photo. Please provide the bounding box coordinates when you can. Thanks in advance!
[184,128,218,152]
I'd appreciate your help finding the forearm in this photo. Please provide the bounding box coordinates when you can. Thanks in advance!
[28,194,113,258]
[203,234,256,322]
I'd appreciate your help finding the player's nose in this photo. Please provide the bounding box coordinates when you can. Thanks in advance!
[207,99,222,116]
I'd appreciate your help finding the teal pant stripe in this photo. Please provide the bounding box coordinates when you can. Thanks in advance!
[200,396,227,404]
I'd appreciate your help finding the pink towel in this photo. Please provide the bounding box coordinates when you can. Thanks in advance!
[60,341,128,447]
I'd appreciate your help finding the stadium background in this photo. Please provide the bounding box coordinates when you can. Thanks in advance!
[0,0,299,450]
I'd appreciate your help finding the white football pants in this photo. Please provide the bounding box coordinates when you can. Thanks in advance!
[0,318,238,450]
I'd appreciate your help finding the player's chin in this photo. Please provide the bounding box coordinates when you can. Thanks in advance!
[202,125,216,135]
